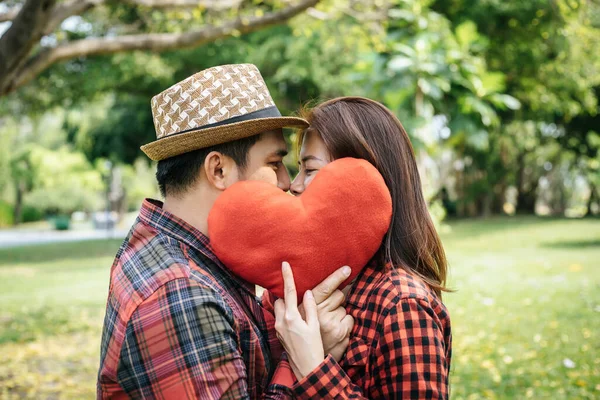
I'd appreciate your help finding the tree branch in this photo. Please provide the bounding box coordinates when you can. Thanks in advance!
[43,0,102,35]
[0,5,20,22]
[5,0,319,95]
[124,0,243,9]
[0,0,244,23]
[0,0,57,94]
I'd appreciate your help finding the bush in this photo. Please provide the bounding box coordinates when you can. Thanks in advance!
[25,185,100,217]
[0,200,14,227]
[23,147,104,217]
[21,205,44,223]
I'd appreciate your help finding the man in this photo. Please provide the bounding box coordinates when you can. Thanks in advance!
[97,64,353,399]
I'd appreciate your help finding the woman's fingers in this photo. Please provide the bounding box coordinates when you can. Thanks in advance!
[303,290,318,327]
[281,261,298,313]
[273,274,326,380]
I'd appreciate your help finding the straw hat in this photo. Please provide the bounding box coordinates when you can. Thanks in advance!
[141,64,308,161]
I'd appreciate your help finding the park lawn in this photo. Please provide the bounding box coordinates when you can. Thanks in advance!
[442,217,600,399]
[0,239,122,399]
[0,217,599,399]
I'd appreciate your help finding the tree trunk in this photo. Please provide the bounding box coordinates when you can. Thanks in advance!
[515,151,537,214]
[455,167,466,217]
[516,187,537,214]
[481,192,493,218]
[0,0,58,95]
[13,181,25,225]
[586,181,597,216]
[492,182,506,214]
[554,178,567,216]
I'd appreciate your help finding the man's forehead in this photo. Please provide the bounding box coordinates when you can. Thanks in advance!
[252,129,288,155]
[260,128,285,141]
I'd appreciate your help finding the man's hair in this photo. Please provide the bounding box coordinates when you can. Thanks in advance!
[156,134,260,197]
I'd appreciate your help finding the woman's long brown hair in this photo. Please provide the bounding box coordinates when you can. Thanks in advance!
[299,97,448,296]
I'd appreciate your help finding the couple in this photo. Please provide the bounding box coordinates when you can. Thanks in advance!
[97,64,452,399]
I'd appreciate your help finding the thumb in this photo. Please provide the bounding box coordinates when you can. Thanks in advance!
[303,290,318,326]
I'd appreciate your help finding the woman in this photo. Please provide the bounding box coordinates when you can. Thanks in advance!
[272,96,452,398]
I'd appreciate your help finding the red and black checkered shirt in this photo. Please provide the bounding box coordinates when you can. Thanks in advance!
[263,262,452,399]
[97,199,296,399]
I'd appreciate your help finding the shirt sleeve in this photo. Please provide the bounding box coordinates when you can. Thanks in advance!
[292,298,450,399]
[260,289,284,363]
[117,278,297,399]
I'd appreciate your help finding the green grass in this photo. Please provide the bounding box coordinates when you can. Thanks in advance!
[0,239,121,399]
[0,219,599,399]
[442,217,600,399]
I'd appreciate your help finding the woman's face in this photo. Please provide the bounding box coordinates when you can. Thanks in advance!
[290,130,331,196]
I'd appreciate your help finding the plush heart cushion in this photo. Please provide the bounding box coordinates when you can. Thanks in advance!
[208,158,392,302]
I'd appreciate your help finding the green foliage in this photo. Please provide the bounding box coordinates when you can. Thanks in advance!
[20,206,44,223]
[0,0,598,223]
[0,200,14,228]
[0,130,11,198]
[22,147,103,216]
[121,159,160,211]
[351,0,521,155]
[69,95,156,165]
[432,0,600,151]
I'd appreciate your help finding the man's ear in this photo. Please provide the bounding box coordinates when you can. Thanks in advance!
[204,151,239,191]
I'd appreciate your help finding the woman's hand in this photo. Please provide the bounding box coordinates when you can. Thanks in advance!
[274,262,325,380]
[298,266,354,362]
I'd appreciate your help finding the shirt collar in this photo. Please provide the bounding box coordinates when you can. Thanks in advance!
[139,198,212,253]
[138,198,257,295]
[345,260,386,307]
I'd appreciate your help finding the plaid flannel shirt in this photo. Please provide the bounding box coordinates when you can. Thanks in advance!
[263,262,452,399]
[97,199,291,399]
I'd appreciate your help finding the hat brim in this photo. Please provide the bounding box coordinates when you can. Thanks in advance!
[141,116,309,161]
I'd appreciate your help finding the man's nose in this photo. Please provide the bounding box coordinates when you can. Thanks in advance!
[277,168,291,192]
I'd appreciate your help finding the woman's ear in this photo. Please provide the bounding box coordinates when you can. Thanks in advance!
[204,151,239,191]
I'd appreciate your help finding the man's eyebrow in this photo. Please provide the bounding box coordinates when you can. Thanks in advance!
[271,149,288,158]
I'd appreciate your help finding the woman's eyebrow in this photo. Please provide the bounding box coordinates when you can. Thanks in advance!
[301,155,324,163]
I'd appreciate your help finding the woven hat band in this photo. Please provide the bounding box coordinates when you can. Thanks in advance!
[159,105,282,140]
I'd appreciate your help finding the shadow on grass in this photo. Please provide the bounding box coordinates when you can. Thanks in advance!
[0,239,123,266]
[540,239,600,249]
[442,215,567,239]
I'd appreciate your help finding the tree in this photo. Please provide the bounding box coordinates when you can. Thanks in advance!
[0,0,320,96]
[57,0,386,165]
[23,146,104,216]
[9,147,37,224]
[350,1,520,216]
[432,0,600,215]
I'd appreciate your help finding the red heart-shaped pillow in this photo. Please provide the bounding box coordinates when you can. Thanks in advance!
[208,158,392,302]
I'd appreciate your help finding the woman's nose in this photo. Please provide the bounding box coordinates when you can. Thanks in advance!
[290,175,304,196]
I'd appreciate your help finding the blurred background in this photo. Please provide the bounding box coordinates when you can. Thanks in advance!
[0,0,598,398]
